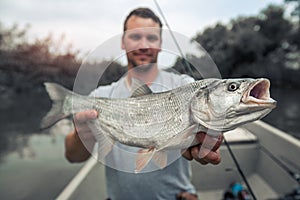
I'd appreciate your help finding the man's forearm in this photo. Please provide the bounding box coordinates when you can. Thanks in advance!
[65,130,92,162]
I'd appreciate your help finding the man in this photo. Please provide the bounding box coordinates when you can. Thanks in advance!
[65,7,223,200]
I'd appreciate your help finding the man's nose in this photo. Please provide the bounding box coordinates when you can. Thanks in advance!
[137,37,150,49]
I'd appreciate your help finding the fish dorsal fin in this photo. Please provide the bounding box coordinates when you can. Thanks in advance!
[130,78,153,97]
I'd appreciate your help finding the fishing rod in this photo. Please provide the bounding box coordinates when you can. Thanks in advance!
[153,0,193,76]
[153,1,257,199]
[224,138,257,200]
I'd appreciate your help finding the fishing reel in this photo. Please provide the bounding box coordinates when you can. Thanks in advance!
[223,182,252,200]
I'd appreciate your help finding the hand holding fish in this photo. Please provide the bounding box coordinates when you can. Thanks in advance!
[73,110,98,142]
[182,132,224,165]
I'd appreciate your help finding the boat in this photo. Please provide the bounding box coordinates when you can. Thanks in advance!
[56,120,300,200]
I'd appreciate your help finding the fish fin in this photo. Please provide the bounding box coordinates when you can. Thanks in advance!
[40,83,72,129]
[160,124,198,150]
[152,150,168,169]
[130,78,153,97]
[135,148,155,173]
[87,121,115,160]
[95,133,115,160]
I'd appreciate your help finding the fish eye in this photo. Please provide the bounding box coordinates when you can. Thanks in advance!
[228,82,240,91]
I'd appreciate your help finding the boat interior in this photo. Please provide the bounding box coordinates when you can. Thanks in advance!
[57,121,300,200]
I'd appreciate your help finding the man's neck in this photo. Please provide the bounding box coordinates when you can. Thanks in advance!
[126,64,159,87]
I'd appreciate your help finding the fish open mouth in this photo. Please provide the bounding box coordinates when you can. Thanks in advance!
[242,79,276,106]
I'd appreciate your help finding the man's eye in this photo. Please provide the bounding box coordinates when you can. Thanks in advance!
[129,34,141,41]
[147,35,158,42]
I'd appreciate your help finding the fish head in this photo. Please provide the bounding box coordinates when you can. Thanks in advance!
[190,78,277,132]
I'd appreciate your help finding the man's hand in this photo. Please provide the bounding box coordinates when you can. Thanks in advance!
[73,110,98,142]
[182,132,224,165]
[65,110,98,162]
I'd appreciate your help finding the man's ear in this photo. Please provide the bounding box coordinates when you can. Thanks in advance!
[158,39,162,52]
[121,35,125,50]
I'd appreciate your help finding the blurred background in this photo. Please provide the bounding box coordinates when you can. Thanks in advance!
[0,0,299,199]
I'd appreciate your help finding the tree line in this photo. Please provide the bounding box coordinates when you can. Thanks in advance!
[197,5,299,86]
[175,5,299,86]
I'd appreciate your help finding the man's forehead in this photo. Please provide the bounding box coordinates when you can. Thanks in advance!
[126,16,160,30]
[125,27,160,36]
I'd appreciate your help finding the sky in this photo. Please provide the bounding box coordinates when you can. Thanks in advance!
[0,0,284,56]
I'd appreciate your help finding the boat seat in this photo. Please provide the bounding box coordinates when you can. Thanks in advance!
[224,127,258,144]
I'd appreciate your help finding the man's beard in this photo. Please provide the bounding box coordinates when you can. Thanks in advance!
[130,59,156,73]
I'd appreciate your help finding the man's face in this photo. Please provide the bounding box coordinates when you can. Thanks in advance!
[122,16,162,70]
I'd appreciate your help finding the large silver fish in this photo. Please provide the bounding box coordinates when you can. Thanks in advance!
[41,78,276,171]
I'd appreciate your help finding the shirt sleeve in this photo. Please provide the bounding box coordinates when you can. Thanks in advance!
[179,74,195,85]
[89,84,115,98]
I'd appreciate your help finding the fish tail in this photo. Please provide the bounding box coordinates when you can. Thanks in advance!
[40,82,74,129]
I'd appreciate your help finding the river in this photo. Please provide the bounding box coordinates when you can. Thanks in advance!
[0,87,299,200]
[0,120,84,200]
[263,87,300,140]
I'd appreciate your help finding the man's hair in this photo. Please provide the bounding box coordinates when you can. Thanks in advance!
[123,7,163,32]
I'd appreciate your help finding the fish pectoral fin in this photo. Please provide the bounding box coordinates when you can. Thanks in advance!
[160,124,198,150]
[96,133,115,160]
[87,121,115,160]
[152,150,168,169]
[135,148,155,173]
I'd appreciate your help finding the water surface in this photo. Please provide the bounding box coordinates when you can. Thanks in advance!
[0,120,84,200]
[263,87,300,140]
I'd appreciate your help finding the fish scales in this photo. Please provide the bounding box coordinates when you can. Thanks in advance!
[96,89,193,144]
[90,80,215,149]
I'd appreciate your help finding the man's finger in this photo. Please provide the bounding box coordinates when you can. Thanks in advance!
[190,146,221,165]
[199,147,221,165]
[74,110,98,123]
[203,149,221,165]
[195,132,223,151]
[182,149,193,160]
[189,146,208,164]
